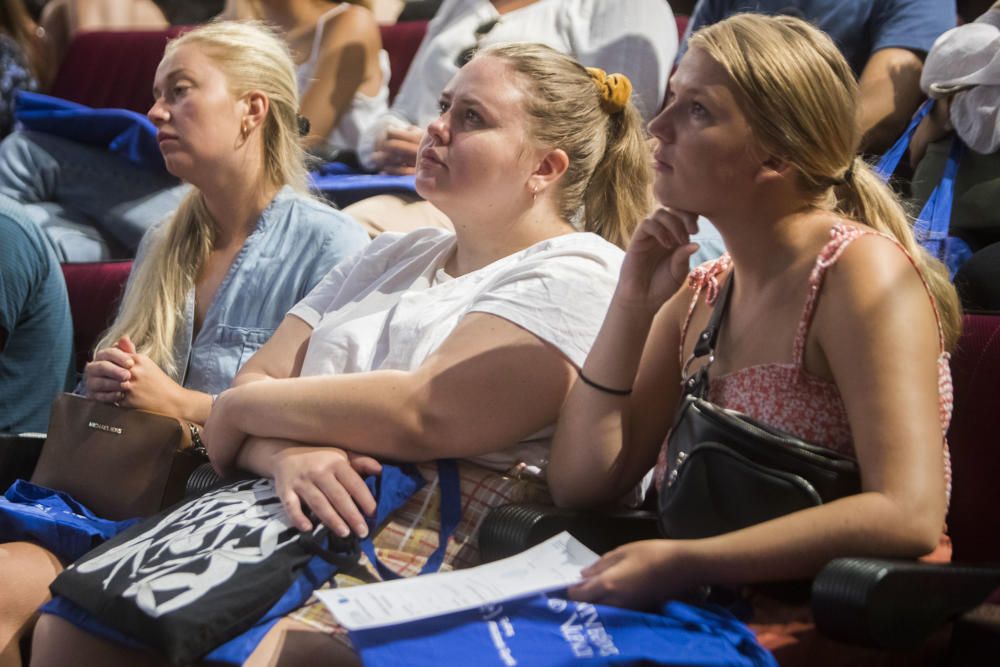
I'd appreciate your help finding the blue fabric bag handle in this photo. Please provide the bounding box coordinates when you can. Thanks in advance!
[361,458,461,580]
[874,99,971,277]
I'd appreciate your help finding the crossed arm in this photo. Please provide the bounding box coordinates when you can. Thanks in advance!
[202,311,575,534]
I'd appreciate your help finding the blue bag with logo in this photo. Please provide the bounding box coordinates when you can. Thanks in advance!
[0,479,138,563]
[351,594,776,667]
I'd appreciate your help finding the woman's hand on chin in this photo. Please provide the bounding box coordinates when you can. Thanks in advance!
[271,445,378,537]
[615,207,701,313]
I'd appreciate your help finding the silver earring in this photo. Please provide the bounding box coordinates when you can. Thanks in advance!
[531,185,538,203]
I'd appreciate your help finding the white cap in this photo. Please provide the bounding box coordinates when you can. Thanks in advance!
[921,9,1000,154]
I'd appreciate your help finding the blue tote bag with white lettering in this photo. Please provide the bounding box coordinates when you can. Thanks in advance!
[351,594,777,667]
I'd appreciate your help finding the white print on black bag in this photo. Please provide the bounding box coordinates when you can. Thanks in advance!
[67,478,303,618]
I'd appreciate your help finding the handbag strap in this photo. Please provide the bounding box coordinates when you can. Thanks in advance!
[361,458,461,580]
[682,274,735,398]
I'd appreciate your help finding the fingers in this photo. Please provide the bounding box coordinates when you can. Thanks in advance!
[313,473,370,537]
[116,335,137,355]
[348,453,383,478]
[278,486,313,533]
[92,347,135,371]
[385,126,423,144]
[670,243,701,281]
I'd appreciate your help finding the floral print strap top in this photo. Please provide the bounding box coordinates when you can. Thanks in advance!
[654,224,953,512]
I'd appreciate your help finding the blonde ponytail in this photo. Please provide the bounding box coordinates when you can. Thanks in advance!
[692,14,962,350]
[478,43,651,248]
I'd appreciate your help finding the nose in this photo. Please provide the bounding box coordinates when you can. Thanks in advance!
[647,102,675,145]
[147,96,169,125]
[425,112,450,145]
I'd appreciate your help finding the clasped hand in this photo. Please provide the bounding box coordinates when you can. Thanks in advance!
[84,335,183,412]
[372,125,422,175]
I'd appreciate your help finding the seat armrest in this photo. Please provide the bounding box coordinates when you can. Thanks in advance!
[812,557,1000,650]
[0,434,46,490]
[479,503,660,562]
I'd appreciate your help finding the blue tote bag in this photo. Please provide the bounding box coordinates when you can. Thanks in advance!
[875,99,972,278]
[351,594,777,667]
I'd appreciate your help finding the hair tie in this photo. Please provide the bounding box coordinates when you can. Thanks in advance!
[297,114,311,137]
[835,159,856,186]
[586,67,632,115]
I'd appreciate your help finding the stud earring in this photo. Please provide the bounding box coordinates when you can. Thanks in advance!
[530,185,538,204]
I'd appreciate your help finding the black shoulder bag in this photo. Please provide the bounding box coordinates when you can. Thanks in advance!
[658,275,862,540]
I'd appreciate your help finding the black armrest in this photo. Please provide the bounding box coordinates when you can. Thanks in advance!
[812,557,1000,650]
[0,433,46,489]
[478,503,660,562]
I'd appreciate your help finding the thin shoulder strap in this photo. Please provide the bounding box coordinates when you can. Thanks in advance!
[678,255,733,369]
[792,224,948,368]
[308,4,351,66]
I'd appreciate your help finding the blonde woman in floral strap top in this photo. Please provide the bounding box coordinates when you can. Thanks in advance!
[548,13,962,663]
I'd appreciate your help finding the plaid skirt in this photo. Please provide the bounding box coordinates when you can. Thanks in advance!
[289,460,550,635]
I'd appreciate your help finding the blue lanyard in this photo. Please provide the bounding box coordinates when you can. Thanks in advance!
[361,458,461,579]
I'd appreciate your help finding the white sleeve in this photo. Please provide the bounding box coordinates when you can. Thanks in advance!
[287,233,401,327]
[467,243,623,368]
[568,0,678,121]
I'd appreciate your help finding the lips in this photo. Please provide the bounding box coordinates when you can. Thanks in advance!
[157,132,179,145]
[418,149,446,168]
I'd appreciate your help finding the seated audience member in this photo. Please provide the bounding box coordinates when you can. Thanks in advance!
[31,42,652,666]
[0,2,384,262]
[681,0,956,154]
[546,13,960,664]
[909,1,1000,309]
[0,21,368,667]
[0,194,73,436]
[0,0,47,137]
[344,0,678,235]
[268,0,389,161]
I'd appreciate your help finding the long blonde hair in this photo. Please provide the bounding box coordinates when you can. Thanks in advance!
[690,14,962,350]
[96,21,309,377]
[477,43,651,248]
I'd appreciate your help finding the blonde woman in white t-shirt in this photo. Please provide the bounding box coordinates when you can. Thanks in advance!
[32,43,655,667]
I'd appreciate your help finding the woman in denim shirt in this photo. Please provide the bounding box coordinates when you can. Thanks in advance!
[0,21,367,667]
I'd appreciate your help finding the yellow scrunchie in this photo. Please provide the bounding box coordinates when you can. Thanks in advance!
[586,67,633,115]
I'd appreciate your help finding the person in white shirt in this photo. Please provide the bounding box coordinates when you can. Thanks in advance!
[345,0,678,235]
[32,42,655,666]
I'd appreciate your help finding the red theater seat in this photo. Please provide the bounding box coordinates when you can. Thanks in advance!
[60,261,132,373]
[49,29,185,113]
[379,20,428,103]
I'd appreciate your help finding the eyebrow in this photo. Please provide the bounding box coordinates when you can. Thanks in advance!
[152,68,192,97]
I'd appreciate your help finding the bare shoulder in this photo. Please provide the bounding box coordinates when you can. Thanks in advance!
[324,4,382,49]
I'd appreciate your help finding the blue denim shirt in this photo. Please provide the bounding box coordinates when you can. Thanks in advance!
[128,186,369,394]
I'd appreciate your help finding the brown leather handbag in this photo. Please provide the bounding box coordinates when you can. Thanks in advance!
[31,393,208,521]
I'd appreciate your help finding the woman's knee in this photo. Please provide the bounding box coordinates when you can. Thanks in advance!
[0,543,62,636]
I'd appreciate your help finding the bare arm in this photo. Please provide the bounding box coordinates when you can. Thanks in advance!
[299,6,383,155]
[548,208,699,507]
[858,47,926,155]
[571,235,948,608]
[208,312,576,470]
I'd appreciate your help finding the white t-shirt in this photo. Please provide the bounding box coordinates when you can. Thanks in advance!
[357,0,679,167]
[288,227,624,472]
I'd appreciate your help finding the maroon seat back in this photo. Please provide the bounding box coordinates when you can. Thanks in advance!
[946,313,1000,567]
[60,261,133,373]
[379,20,428,103]
[49,29,184,113]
